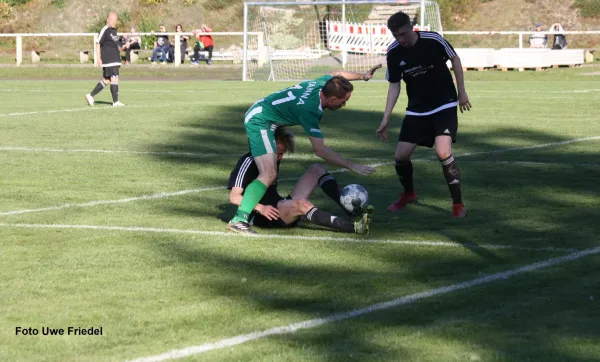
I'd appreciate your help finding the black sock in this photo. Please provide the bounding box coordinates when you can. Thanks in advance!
[90,81,105,97]
[110,83,119,103]
[395,160,414,194]
[305,207,354,233]
[440,155,462,204]
[318,173,349,215]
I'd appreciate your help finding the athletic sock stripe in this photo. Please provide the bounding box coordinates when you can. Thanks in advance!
[420,33,456,58]
[441,156,455,166]
[99,81,106,88]
[318,175,334,186]
[306,207,317,221]
[234,157,254,188]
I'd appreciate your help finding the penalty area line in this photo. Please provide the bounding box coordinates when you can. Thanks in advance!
[125,245,600,362]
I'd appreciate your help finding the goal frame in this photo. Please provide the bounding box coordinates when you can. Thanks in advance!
[242,0,436,81]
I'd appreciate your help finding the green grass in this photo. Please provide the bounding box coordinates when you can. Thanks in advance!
[1,68,599,361]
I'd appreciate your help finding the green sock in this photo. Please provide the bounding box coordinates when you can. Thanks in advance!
[231,179,268,223]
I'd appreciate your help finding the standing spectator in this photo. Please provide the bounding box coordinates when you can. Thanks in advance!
[192,24,214,65]
[529,23,548,48]
[122,25,141,65]
[550,23,568,50]
[169,24,189,63]
[151,25,170,65]
[85,12,124,107]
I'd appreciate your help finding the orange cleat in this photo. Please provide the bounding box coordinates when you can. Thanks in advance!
[387,190,417,212]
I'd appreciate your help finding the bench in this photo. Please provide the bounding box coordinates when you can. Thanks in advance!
[31,50,45,63]
[79,50,91,64]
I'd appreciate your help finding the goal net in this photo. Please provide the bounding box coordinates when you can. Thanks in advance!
[243,0,442,81]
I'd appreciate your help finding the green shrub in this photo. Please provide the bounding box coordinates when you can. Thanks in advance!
[572,0,600,18]
[138,0,166,5]
[51,0,64,8]
[203,0,239,11]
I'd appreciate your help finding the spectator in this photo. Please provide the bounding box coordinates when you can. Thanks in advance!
[550,23,568,50]
[151,25,170,65]
[121,25,141,65]
[529,22,548,48]
[192,24,214,65]
[169,24,189,63]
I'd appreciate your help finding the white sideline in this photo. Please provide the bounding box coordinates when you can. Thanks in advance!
[0,223,578,253]
[126,245,600,362]
[1,136,598,217]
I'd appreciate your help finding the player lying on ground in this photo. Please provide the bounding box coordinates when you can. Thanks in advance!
[228,65,382,234]
[227,128,373,235]
[376,11,472,218]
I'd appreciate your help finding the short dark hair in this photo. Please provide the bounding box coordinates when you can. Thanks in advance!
[387,11,412,31]
[275,127,295,153]
[322,76,353,98]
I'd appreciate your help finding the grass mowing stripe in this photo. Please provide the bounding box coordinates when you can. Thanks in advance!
[0,223,578,253]
[1,136,598,217]
[126,245,600,362]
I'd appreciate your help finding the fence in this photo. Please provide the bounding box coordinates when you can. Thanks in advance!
[0,32,262,67]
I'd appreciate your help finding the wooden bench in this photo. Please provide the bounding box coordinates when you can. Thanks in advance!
[79,50,91,64]
[31,50,45,63]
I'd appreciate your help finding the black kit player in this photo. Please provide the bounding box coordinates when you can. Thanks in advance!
[85,12,124,107]
[375,11,472,218]
[228,127,373,235]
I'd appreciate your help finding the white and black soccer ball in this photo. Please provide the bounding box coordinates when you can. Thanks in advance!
[340,184,369,213]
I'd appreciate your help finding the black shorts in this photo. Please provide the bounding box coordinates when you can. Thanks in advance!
[249,193,298,228]
[398,106,458,148]
[102,66,120,79]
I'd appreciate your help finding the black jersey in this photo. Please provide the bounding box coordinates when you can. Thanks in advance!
[386,31,458,115]
[227,152,282,201]
[97,25,121,67]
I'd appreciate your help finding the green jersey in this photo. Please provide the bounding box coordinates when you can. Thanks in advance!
[245,75,332,139]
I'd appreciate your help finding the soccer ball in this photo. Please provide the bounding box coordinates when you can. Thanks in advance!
[340,184,369,213]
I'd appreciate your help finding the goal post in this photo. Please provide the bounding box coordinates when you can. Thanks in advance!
[242,0,442,81]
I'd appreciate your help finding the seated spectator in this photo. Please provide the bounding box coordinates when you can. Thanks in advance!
[191,24,214,65]
[168,24,189,63]
[151,25,170,65]
[121,26,142,65]
[550,23,568,50]
[529,22,548,48]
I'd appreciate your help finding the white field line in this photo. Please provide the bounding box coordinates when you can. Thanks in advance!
[0,104,169,118]
[1,136,598,217]
[414,159,600,168]
[0,147,381,161]
[126,245,600,362]
[0,223,578,253]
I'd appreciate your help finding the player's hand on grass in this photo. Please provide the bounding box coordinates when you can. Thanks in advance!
[363,64,383,81]
[376,120,389,141]
[350,163,376,176]
[458,91,472,113]
[256,204,280,220]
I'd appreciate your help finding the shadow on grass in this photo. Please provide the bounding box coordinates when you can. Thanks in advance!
[146,98,600,360]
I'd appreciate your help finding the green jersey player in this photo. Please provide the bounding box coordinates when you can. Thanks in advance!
[228,65,382,234]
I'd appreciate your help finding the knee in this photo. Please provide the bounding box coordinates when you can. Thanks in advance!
[260,169,278,186]
[436,150,452,161]
[308,163,327,176]
[294,199,313,214]
[103,79,111,85]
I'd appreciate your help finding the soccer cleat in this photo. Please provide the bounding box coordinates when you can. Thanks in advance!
[354,205,374,235]
[452,203,466,218]
[387,190,417,212]
[84,94,94,106]
[112,101,125,107]
[227,221,258,235]
[207,59,212,65]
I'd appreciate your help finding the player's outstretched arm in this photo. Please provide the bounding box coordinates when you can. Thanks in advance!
[309,137,375,175]
[450,56,472,113]
[330,64,382,81]
[376,82,401,141]
[229,187,280,220]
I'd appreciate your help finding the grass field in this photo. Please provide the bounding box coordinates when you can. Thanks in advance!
[1,68,599,362]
